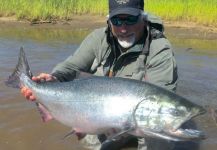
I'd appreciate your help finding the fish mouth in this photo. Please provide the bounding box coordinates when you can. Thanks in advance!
[166,108,206,141]
[166,128,206,141]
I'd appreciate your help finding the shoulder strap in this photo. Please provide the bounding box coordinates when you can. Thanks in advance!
[141,24,151,55]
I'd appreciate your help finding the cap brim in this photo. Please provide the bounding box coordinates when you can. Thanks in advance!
[109,8,141,18]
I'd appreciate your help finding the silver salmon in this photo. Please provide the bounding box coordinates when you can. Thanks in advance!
[6,48,206,141]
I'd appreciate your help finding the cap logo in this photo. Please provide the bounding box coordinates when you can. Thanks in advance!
[115,0,129,4]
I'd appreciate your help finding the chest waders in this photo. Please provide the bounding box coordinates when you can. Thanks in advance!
[105,24,151,80]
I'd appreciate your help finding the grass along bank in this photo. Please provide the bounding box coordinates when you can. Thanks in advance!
[0,0,108,21]
[0,0,216,27]
[146,0,217,27]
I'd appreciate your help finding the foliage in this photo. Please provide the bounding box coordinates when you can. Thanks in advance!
[0,0,216,26]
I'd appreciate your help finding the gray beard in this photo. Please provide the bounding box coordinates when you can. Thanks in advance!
[117,35,135,49]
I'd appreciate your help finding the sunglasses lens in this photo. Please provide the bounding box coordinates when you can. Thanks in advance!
[110,15,140,26]
[126,16,139,25]
[110,17,122,26]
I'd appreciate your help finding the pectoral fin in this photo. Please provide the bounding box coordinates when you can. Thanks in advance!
[36,102,53,122]
[63,130,76,140]
[63,129,86,140]
[102,127,135,147]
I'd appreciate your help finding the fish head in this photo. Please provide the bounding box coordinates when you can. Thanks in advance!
[163,100,206,141]
[159,102,206,141]
[158,100,206,130]
[134,96,206,141]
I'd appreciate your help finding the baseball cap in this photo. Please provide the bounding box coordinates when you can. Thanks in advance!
[109,0,144,18]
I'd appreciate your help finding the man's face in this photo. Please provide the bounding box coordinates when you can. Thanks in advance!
[109,14,145,49]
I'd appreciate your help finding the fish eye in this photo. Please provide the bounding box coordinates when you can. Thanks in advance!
[171,109,180,116]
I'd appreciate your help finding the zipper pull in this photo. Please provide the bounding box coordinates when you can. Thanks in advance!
[108,69,114,77]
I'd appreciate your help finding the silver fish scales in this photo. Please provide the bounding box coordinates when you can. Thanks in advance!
[6,47,206,142]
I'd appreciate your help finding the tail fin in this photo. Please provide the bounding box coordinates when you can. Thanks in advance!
[5,47,33,88]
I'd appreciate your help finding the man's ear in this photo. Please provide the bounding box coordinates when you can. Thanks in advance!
[106,14,111,24]
[143,20,148,26]
[141,12,148,21]
[107,19,112,29]
[142,14,148,26]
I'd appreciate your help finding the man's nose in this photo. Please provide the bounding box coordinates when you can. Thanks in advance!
[119,24,128,33]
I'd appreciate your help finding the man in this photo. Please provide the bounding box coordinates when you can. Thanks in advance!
[21,0,178,149]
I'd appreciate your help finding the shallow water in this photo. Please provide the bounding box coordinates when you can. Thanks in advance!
[0,26,216,150]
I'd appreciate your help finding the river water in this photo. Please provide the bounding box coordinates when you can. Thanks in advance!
[0,25,216,150]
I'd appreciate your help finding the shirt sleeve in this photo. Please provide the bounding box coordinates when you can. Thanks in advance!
[51,30,98,81]
[145,39,178,91]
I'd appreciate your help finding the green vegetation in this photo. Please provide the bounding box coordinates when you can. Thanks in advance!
[0,0,108,21]
[0,0,216,27]
[146,0,217,27]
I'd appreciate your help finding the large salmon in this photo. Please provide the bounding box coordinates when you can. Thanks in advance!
[5,48,206,142]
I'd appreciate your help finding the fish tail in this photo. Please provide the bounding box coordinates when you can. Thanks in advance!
[5,47,33,88]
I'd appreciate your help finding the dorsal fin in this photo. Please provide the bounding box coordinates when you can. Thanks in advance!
[5,47,33,88]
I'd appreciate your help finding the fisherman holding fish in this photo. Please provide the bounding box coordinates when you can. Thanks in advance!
[21,0,178,150]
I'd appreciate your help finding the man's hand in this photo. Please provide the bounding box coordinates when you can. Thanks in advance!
[20,73,57,101]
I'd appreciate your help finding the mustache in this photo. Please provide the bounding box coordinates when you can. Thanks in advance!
[116,33,135,38]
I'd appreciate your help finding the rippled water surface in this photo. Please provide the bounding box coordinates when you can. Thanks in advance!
[0,26,216,150]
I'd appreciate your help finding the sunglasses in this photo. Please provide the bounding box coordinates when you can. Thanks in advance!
[110,15,141,27]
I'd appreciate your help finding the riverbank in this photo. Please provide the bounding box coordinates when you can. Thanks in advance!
[0,15,217,40]
[1,0,216,27]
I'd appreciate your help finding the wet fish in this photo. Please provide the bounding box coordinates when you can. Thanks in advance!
[5,47,206,142]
